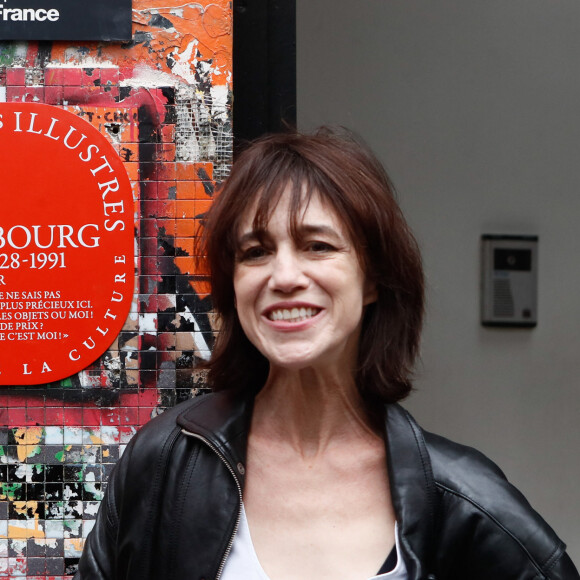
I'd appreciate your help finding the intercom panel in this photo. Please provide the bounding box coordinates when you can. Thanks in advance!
[481,235,538,327]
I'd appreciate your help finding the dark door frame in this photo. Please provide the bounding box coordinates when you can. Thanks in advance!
[232,0,296,151]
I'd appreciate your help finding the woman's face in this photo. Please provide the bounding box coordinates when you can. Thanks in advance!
[233,188,376,373]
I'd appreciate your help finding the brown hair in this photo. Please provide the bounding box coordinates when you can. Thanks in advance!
[199,128,424,408]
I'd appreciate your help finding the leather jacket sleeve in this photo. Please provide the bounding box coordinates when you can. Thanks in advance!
[74,434,134,579]
[425,432,580,580]
[433,484,579,579]
[550,554,580,580]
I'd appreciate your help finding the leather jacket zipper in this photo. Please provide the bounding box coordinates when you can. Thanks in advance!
[181,429,243,580]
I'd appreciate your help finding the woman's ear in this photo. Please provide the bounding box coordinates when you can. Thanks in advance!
[363,279,378,306]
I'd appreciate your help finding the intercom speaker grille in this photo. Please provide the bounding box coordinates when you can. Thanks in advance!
[493,278,515,317]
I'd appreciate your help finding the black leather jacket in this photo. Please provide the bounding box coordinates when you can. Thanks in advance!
[76,391,579,580]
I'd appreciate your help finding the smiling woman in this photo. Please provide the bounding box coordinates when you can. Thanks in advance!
[76,129,579,580]
[202,128,424,416]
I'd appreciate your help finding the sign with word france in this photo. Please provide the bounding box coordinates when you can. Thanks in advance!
[0,103,135,385]
[0,0,131,41]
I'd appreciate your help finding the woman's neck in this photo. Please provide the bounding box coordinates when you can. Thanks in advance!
[251,366,381,460]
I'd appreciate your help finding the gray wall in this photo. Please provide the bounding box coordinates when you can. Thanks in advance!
[297,0,580,561]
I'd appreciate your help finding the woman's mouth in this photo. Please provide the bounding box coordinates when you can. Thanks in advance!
[267,307,321,323]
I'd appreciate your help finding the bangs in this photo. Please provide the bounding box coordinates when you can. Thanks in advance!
[250,181,316,242]
[234,152,335,245]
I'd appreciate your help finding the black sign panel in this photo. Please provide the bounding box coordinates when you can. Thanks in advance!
[0,0,132,41]
[494,249,532,272]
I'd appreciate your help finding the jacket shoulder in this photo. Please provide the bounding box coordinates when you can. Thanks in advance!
[423,429,511,500]
[122,390,250,473]
[115,394,217,481]
[103,393,228,533]
[128,391,231,447]
[128,396,201,449]
[423,430,570,576]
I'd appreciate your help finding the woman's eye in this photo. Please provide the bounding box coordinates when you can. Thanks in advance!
[239,246,268,261]
[307,241,335,253]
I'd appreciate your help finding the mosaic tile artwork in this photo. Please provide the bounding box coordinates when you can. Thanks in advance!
[0,2,232,576]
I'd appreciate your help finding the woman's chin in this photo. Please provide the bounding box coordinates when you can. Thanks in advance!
[265,347,355,376]
[266,354,316,372]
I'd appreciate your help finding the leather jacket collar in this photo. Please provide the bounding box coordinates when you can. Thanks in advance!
[177,391,438,579]
[385,404,438,579]
[178,390,253,488]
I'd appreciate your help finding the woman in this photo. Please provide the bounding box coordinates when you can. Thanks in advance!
[76,129,579,580]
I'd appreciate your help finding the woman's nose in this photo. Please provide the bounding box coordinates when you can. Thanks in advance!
[268,249,308,293]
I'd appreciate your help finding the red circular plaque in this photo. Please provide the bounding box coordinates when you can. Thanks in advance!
[0,103,134,385]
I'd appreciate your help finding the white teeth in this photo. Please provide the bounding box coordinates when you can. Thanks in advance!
[268,307,320,322]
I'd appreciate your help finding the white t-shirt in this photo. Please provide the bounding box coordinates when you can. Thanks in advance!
[221,505,409,580]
